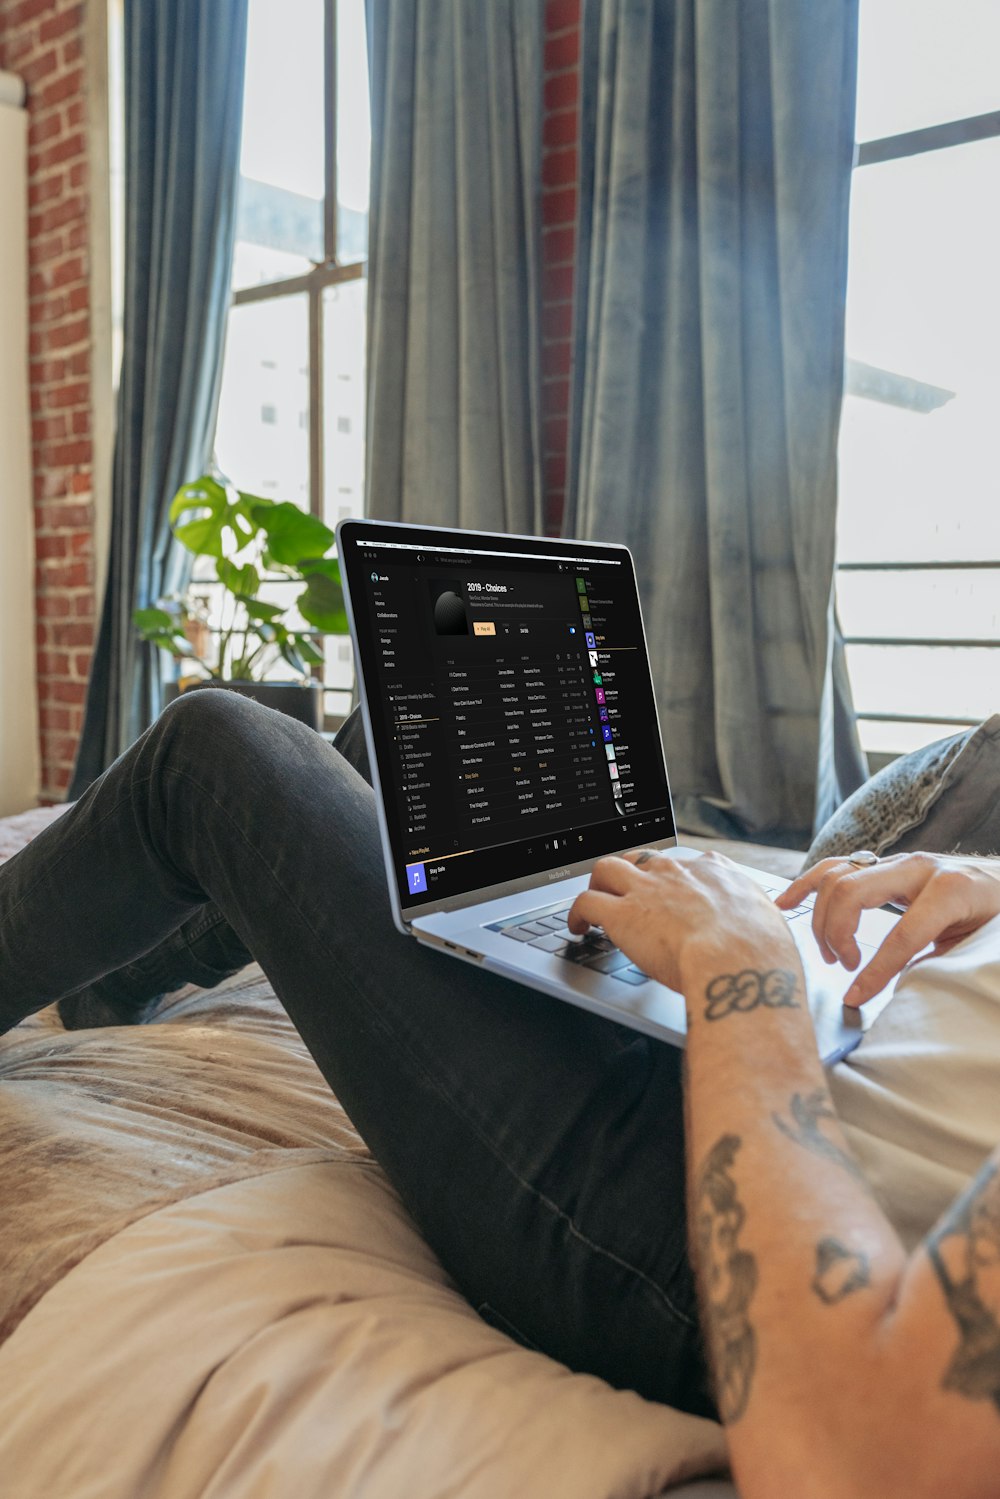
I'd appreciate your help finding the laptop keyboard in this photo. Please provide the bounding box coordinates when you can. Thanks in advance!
[487,887,814,988]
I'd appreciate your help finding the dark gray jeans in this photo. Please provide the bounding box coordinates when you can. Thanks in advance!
[0,690,712,1417]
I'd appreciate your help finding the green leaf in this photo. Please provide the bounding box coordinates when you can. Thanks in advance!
[298,569,348,633]
[255,502,336,567]
[293,635,325,666]
[216,558,260,597]
[278,640,307,677]
[134,607,180,633]
[235,597,284,622]
[169,476,258,559]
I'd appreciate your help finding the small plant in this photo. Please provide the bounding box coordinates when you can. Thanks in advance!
[134,474,348,682]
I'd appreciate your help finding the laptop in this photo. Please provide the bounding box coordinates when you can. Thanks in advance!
[337,518,898,1065]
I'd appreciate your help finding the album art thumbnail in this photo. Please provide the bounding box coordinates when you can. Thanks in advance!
[431,581,470,635]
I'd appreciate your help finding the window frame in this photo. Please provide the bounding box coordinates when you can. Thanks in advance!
[230,0,367,528]
[838,106,1000,760]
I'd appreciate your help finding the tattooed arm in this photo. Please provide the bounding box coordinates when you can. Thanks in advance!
[569,850,1000,1499]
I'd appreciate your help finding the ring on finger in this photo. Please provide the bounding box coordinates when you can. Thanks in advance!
[633,849,659,867]
[846,849,879,869]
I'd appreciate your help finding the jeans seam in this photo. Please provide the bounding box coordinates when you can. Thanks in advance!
[162,763,697,1335]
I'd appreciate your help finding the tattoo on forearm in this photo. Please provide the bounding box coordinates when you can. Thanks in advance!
[772,1089,869,1190]
[926,1160,1000,1415]
[703,969,800,1021]
[812,1237,871,1304]
[694,1134,758,1424]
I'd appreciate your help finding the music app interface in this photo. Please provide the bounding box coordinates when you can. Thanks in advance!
[346,530,674,909]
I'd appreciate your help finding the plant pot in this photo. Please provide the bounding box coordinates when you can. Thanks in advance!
[164,679,324,731]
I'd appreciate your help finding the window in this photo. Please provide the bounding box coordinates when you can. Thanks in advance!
[211,0,371,717]
[836,0,1000,766]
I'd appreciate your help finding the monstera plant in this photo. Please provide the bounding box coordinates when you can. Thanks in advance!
[134,474,349,728]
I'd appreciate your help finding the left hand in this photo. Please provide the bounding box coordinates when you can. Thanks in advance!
[568,850,797,991]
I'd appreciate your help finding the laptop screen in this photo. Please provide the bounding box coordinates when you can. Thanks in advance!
[339,521,676,916]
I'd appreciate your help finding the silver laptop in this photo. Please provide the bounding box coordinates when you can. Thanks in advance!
[338,518,898,1065]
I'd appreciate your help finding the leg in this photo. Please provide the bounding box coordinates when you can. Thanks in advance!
[59,707,372,1028]
[0,691,711,1415]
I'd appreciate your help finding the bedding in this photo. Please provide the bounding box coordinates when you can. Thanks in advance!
[0,807,731,1498]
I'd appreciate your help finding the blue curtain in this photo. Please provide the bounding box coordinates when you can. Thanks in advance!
[566,0,867,845]
[69,0,248,798]
[364,0,545,533]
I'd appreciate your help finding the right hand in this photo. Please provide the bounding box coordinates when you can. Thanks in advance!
[775,852,1000,1007]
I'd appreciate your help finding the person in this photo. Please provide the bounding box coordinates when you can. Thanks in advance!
[2,687,999,1498]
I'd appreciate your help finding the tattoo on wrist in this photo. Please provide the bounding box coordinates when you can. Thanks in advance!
[927,1160,1000,1415]
[812,1237,871,1304]
[694,1134,758,1424]
[772,1089,870,1191]
[703,968,800,1022]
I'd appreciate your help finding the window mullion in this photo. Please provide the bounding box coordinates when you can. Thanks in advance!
[324,0,339,263]
[309,282,324,522]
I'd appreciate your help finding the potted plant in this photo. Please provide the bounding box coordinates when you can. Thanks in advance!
[135,474,349,730]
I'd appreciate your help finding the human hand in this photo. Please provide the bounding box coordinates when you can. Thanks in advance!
[567,850,797,993]
[776,852,1000,1007]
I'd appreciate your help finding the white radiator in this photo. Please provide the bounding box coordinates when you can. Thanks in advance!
[0,69,39,815]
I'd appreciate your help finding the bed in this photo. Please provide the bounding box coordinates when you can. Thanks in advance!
[0,805,750,1499]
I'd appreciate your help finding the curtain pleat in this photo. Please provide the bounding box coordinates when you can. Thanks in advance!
[567,0,867,844]
[364,0,544,534]
[69,0,248,798]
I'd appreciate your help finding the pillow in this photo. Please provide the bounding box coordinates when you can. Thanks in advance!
[805,714,1000,870]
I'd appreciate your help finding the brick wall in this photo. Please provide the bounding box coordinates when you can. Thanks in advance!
[541,0,581,536]
[0,0,96,802]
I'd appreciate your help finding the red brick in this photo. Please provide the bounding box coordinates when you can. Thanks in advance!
[38,65,84,110]
[43,559,91,591]
[542,146,577,189]
[49,437,92,465]
[544,70,578,113]
[543,263,574,303]
[33,415,68,444]
[68,158,87,190]
[72,650,92,677]
[5,0,56,26]
[543,225,575,266]
[44,318,90,353]
[37,592,72,619]
[39,4,83,45]
[37,650,70,677]
[542,186,577,228]
[70,472,92,494]
[29,170,71,212]
[38,130,85,171]
[544,415,569,455]
[21,47,59,87]
[542,340,572,380]
[39,706,72,733]
[541,302,573,341]
[70,409,89,434]
[47,379,89,409]
[52,678,87,705]
[66,99,84,129]
[51,620,93,646]
[29,193,82,238]
[72,591,95,617]
[62,34,83,66]
[543,109,578,151]
[544,452,567,490]
[50,253,85,288]
[541,376,570,413]
[34,536,67,563]
[545,0,580,33]
[29,111,63,147]
[544,29,579,73]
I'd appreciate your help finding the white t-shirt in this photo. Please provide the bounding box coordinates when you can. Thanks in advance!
[828,911,1000,1253]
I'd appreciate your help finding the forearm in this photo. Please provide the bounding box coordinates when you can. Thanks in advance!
[680,936,908,1495]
